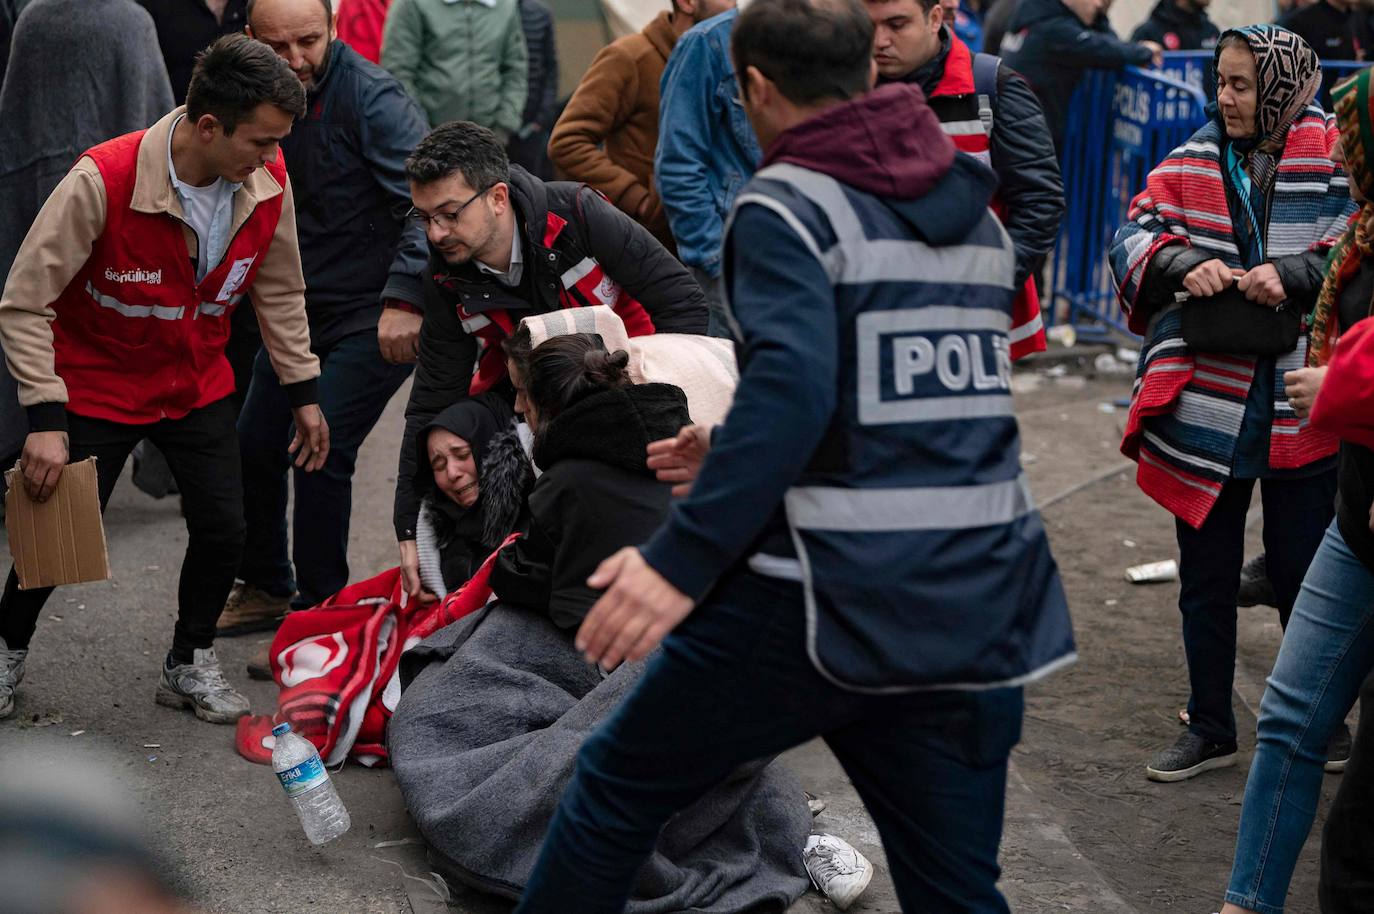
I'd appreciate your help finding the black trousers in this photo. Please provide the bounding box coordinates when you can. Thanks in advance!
[0,397,246,658]
[1321,666,1374,913]
[1174,470,1337,745]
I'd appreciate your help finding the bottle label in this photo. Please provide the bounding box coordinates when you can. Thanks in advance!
[276,755,328,798]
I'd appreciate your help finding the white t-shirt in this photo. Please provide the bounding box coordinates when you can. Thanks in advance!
[166,115,239,282]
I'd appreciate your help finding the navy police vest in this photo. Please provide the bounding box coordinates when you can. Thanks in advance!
[727,162,1076,693]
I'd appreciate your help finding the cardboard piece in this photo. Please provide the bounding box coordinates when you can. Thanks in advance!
[4,457,110,590]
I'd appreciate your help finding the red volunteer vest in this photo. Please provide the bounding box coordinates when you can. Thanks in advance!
[461,210,656,394]
[930,38,1046,360]
[51,130,286,423]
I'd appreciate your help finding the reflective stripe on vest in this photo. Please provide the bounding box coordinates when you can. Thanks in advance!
[739,163,1016,289]
[785,474,1033,532]
[929,36,992,165]
[86,281,184,321]
[194,293,242,319]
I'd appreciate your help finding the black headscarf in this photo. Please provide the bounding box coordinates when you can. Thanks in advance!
[414,393,515,544]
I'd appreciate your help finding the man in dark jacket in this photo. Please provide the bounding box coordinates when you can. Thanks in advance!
[218,0,428,636]
[1131,0,1219,51]
[136,0,248,103]
[511,0,1074,910]
[1002,0,1162,152]
[868,0,1064,295]
[394,121,708,602]
[508,0,558,180]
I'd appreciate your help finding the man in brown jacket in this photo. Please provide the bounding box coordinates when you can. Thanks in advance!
[0,35,326,725]
[548,0,734,249]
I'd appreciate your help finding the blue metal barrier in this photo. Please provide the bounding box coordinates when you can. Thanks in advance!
[1051,63,1208,338]
[1051,54,1368,341]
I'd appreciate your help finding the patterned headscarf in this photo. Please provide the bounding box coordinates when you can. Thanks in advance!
[1309,66,1374,367]
[1215,25,1322,233]
[1216,26,1322,155]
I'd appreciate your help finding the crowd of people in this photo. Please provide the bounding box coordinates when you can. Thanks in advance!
[2,0,1374,911]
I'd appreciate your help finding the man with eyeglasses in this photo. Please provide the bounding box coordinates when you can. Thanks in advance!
[392,121,709,604]
[215,0,430,649]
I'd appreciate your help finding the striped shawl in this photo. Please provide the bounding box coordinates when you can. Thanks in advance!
[1109,107,1355,528]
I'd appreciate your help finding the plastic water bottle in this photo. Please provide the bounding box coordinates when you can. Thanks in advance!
[271,723,351,845]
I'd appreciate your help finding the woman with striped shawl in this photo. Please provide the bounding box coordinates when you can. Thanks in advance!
[1108,25,1357,785]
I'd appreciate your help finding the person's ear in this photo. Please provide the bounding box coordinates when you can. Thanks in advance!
[744,65,769,107]
[928,2,943,32]
[868,57,878,90]
[194,114,222,142]
[489,181,511,215]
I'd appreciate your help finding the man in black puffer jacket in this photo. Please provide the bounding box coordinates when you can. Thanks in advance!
[394,121,709,602]
[1001,0,1162,152]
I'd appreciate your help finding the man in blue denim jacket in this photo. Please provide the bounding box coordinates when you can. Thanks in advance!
[654,5,759,334]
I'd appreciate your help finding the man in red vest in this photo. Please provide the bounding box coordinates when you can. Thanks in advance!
[868,0,1063,359]
[0,34,328,724]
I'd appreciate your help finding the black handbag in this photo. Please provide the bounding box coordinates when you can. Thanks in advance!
[1178,286,1302,356]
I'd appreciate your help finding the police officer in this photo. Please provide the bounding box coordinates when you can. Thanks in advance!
[510,0,1075,910]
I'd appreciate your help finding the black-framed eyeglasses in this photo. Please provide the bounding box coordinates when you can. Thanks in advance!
[407,184,493,230]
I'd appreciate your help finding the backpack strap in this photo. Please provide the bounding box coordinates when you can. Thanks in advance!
[971,52,1000,137]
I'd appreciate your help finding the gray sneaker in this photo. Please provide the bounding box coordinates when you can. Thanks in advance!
[0,637,26,720]
[155,648,249,724]
[1146,731,1237,783]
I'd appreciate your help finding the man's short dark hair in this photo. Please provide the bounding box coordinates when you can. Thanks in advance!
[732,0,875,105]
[405,121,511,190]
[246,0,333,31]
[185,34,306,134]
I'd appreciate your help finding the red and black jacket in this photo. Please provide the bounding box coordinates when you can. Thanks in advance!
[393,165,709,539]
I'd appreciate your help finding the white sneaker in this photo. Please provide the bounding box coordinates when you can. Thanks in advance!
[0,636,26,720]
[155,648,250,724]
[803,833,874,910]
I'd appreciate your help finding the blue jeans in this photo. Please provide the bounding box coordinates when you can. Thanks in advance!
[514,570,1024,914]
[1226,522,1374,914]
[237,329,411,608]
[1175,471,1337,746]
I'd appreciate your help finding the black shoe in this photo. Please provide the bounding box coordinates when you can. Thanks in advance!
[1146,731,1238,783]
[1237,553,1277,609]
[1327,723,1353,774]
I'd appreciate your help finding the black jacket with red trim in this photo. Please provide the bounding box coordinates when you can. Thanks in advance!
[393,164,708,540]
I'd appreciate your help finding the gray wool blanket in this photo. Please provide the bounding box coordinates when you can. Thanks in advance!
[389,603,813,913]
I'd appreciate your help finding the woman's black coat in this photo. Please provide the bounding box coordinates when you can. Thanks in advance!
[491,383,690,630]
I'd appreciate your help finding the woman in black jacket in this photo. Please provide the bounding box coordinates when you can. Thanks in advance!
[491,333,689,630]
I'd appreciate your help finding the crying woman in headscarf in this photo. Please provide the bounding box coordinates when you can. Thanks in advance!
[413,392,534,602]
